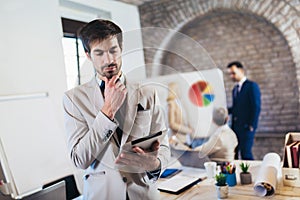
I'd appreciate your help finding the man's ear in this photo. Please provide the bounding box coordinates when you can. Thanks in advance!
[225,116,229,123]
[86,52,91,60]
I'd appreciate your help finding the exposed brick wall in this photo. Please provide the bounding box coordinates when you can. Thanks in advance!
[118,1,300,75]
[253,134,285,160]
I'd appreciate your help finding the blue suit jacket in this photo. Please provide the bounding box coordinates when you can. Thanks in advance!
[228,79,261,132]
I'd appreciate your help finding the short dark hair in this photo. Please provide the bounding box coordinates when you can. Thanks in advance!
[227,61,244,69]
[78,19,123,53]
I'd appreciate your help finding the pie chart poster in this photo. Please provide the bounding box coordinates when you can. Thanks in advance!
[143,68,226,138]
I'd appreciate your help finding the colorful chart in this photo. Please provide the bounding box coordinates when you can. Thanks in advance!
[188,81,215,107]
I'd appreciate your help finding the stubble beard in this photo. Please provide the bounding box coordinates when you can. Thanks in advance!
[106,71,118,79]
[99,63,120,80]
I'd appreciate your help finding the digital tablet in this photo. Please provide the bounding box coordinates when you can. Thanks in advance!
[121,131,166,151]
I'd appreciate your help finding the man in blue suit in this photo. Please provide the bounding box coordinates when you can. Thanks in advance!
[227,61,261,160]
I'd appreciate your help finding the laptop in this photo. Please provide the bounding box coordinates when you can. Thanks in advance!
[170,146,210,168]
[23,181,66,200]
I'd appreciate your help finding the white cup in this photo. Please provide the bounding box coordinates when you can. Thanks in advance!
[204,161,217,179]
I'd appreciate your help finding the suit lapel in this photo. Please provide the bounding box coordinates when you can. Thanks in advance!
[86,78,104,115]
[121,83,139,145]
[234,80,249,101]
[239,80,246,93]
[238,80,249,98]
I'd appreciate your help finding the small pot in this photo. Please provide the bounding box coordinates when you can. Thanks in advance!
[240,172,252,185]
[226,173,237,186]
[215,184,228,199]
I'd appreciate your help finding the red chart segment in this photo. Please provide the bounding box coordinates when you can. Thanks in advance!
[188,81,215,107]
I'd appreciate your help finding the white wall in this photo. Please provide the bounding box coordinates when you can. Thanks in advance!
[0,0,67,103]
[0,0,72,197]
[0,0,145,197]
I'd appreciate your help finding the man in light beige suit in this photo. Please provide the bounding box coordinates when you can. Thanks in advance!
[63,19,170,200]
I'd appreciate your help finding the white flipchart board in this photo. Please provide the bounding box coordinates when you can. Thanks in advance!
[143,68,226,138]
[0,96,73,198]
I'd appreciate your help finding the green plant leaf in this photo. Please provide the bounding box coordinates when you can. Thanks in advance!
[215,173,227,186]
[239,162,250,173]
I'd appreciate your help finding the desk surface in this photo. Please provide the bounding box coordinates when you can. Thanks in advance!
[159,160,300,200]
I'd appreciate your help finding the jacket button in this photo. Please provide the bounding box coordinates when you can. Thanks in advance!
[106,130,113,138]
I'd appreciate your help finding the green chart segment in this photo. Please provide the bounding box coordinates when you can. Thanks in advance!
[188,81,215,107]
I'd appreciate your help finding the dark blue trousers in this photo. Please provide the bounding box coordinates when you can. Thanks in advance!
[234,130,255,160]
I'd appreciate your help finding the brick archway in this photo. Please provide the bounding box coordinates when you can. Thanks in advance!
[139,0,300,78]
[137,0,300,133]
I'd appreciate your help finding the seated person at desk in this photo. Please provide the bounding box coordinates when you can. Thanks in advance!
[167,82,194,145]
[194,107,238,161]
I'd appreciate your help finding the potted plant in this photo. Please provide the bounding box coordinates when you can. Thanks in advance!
[215,173,228,199]
[239,162,252,185]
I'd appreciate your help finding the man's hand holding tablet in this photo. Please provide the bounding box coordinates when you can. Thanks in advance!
[115,131,166,172]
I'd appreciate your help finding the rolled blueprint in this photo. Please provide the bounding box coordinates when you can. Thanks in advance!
[254,153,281,197]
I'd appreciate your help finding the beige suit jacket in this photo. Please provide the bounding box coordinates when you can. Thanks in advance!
[63,77,170,200]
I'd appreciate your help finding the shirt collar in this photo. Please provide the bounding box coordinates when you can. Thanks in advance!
[237,76,247,87]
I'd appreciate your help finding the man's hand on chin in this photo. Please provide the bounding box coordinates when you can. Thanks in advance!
[101,75,127,120]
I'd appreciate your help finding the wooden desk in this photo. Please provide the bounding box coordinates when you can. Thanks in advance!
[159,160,300,200]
